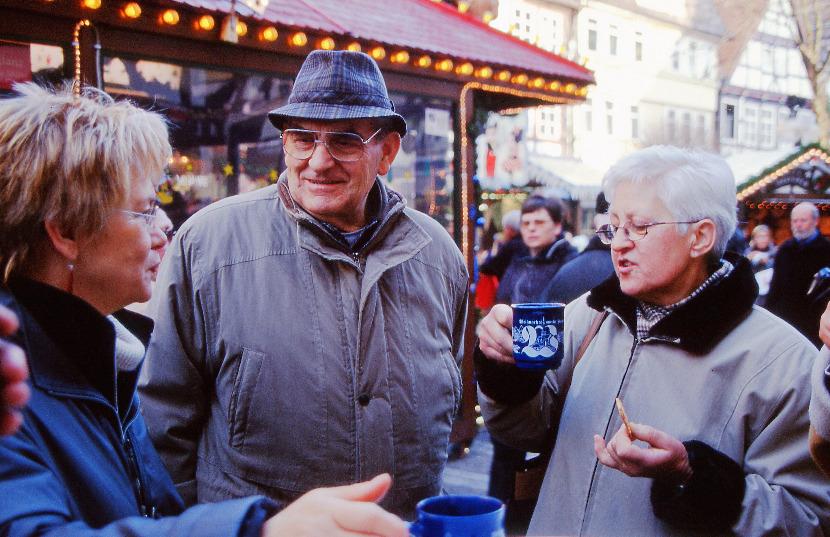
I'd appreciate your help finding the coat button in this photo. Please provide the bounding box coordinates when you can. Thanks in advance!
[357,393,371,406]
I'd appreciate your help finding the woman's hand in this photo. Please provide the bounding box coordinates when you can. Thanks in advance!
[478,304,515,365]
[261,474,408,537]
[594,422,692,485]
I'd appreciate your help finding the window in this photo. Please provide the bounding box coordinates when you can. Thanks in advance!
[635,32,643,61]
[609,25,618,56]
[688,42,697,76]
[680,112,691,144]
[695,115,706,143]
[606,101,614,135]
[585,98,593,132]
[760,109,774,147]
[667,110,676,140]
[535,106,560,140]
[588,19,598,51]
[631,105,639,139]
[743,106,758,145]
[724,104,735,139]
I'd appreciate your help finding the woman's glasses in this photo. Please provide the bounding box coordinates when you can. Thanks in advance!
[596,219,700,245]
[114,206,158,229]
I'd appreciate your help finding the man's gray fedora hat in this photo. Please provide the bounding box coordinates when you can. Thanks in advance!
[268,50,407,137]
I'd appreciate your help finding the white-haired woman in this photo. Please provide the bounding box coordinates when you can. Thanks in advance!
[0,83,406,537]
[475,145,828,537]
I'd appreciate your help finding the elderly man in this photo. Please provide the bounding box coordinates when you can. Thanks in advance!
[476,146,829,536]
[765,202,830,347]
[139,50,468,519]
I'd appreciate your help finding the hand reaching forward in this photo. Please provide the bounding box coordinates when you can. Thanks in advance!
[478,304,515,365]
[594,422,692,485]
[0,304,28,437]
[261,474,409,537]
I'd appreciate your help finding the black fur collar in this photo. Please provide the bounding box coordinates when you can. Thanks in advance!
[586,253,759,355]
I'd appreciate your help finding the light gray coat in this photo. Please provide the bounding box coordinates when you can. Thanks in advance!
[139,177,468,518]
[481,290,830,536]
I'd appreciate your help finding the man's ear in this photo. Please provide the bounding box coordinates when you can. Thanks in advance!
[43,218,79,262]
[377,132,401,176]
[689,219,717,258]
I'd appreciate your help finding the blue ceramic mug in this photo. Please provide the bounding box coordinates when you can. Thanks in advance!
[409,495,505,537]
[512,302,565,370]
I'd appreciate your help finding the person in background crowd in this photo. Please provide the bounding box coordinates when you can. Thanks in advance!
[140,50,468,519]
[765,202,830,347]
[476,145,829,537]
[745,224,776,273]
[540,192,615,304]
[476,209,527,313]
[0,82,408,537]
[811,300,830,478]
[479,209,527,281]
[487,193,577,535]
[494,195,577,306]
[0,304,28,437]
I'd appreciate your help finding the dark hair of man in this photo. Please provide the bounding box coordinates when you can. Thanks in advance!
[521,194,564,224]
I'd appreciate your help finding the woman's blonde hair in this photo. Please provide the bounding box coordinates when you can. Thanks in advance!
[0,82,171,280]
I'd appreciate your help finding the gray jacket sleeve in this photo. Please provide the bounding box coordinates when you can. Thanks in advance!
[810,346,830,441]
[138,230,209,506]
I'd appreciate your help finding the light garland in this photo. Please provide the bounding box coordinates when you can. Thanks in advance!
[72,19,92,99]
[737,147,830,202]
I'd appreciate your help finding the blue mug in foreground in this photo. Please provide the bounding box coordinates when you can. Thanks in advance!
[409,495,505,537]
[512,302,565,370]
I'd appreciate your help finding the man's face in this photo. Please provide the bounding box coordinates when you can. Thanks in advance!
[520,208,561,256]
[609,182,703,306]
[791,204,817,240]
[284,118,400,232]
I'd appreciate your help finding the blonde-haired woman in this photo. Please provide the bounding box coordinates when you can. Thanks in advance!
[746,224,777,273]
[0,83,406,537]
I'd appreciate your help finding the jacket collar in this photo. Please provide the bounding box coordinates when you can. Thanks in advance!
[4,277,153,416]
[277,173,405,254]
[586,252,758,355]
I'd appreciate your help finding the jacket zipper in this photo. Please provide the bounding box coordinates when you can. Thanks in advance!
[123,428,156,518]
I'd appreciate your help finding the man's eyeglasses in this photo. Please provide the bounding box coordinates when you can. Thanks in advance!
[280,128,382,162]
[596,219,700,245]
[115,206,158,230]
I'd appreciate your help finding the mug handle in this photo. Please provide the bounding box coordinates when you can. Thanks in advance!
[407,521,422,537]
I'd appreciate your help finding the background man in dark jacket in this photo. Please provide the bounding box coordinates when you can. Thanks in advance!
[488,193,577,535]
[765,202,830,347]
[541,193,614,304]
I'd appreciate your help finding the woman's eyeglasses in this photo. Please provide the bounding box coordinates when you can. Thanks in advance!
[596,219,700,245]
[280,128,382,162]
[115,206,158,229]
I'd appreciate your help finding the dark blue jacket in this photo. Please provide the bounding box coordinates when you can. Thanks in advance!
[0,277,273,537]
[540,235,614,304]
[495,237,578,305]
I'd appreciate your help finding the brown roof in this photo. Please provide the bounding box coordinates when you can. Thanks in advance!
[169,0,594,85]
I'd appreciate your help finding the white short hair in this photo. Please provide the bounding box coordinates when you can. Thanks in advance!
[602,145,737,259]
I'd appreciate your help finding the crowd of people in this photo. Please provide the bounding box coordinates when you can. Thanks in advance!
[1,48,830,537]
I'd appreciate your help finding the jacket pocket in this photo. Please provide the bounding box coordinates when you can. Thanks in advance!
[442,349,462,416]
[228,347,265,449]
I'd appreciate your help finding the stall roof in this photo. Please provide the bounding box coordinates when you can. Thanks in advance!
[737,143,830,204]
[169,0,594,86]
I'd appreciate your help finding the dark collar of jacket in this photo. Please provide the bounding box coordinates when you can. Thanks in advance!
[581,234,611,254]
[586,252,758,355]
[524,236,575,263]
[277,173,405,253]
[3,276,153,419]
